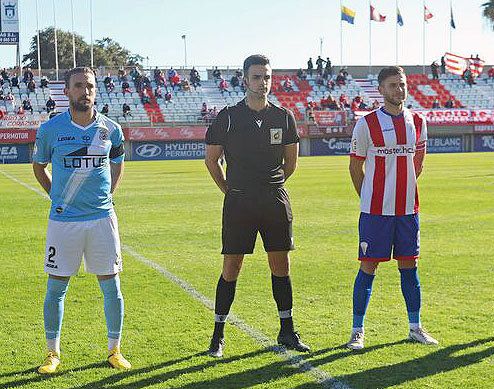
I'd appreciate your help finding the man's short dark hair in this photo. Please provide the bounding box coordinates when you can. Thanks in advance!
[64,67,96,88]
[377,66,406,85]
[243,54,270,77]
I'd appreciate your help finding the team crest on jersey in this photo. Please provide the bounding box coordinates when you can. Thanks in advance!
[270,128,282,145]
[99,128,109,141]
[360,241,368,255]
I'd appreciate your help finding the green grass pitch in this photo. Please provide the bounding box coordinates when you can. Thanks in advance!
[0,153,493,388]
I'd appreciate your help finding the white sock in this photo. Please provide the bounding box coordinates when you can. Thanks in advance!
[409,322,421,331]
[46,338,60,355]
[352,327,364,334]
[108,338,121,351]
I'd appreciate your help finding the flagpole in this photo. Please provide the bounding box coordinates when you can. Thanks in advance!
[71,0,76,68]
[52,0,59,81]
[395,0,398,65]
[90,0,94,68]
[449,0,452,52]
[422,1,425,74]
[340,0,343,67]
[369,0,372,74]
[35,0,42,77]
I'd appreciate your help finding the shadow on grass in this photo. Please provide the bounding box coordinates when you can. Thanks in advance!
[296,337,494,389]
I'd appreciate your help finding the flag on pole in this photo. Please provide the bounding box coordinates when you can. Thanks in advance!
[397,7,404,26]
[444,52,484,77]
[341,6,356,24]
[424,5,433,22]
[450,6,456,29]
[370,5,386,22]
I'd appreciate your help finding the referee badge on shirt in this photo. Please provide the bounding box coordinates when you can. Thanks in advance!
[270,128,283,145]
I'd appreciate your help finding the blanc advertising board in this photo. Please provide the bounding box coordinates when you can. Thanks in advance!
[131,141,205,161]
[311,137,463,156]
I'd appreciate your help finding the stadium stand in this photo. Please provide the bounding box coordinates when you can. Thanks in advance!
[1,69,492,125]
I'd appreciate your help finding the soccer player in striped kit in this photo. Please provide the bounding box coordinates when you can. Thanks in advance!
[347,66,438,350]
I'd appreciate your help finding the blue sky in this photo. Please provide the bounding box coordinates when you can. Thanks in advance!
[0,0,492,70]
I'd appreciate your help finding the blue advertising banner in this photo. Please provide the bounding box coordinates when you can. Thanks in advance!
[474,135,494,152]
[310,138,351,156]
[131,141,205,161]
[0,143,30,163]
[426,137,463,153]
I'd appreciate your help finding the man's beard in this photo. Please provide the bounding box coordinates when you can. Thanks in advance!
[71,99,92,112]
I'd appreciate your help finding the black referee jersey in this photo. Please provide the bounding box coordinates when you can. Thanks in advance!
[205,99,299,190]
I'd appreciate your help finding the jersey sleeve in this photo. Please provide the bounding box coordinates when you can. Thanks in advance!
[413,113,427,152]
[205,108,229,146]
[350,118,368,160]
[32,124,51,164]
[109,124,125,163]
[283,109,300,145]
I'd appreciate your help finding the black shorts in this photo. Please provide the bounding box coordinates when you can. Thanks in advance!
[221,187,294,254]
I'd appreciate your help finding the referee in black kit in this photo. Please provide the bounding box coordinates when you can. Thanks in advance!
[204,54,310,357]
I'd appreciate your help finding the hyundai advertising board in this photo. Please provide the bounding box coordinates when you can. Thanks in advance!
[132,141,206,161]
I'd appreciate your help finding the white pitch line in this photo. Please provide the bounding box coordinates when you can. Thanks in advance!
[0,168,351,389]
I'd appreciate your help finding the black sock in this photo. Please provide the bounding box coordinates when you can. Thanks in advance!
[213,275,237,339]
[271,274,294,334]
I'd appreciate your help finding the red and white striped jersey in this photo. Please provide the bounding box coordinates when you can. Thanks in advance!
[350,107,427,216]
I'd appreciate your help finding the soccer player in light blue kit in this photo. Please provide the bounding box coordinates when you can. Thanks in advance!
[33,67,131,373]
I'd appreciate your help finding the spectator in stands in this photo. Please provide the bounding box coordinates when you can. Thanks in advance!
[315,74,324,86]
[122,81,132,95]
[430,61,439,80]
[444,99,454,108]
[46,96,56,113]
[297,68,307,80]
[170,72,181,91]
[11,73,19,89]
[231,73,240,90]
[201,102,208,117]
[23,67,34,84]
[27,79,36,94]
[328,95,341,110]
[316,56,325,76]
[336,70,346,86]
[122,103,132,117]
[142,74,152,89]
[371,99,380,110]
[1,68,10,86]
[164,91,172,103]
[165,67,175,83]
[306,100,316,122]
[307,57,313,77]
[282,76,294,92]
[432,99,440,109]
[440,56,446,74]
[103,73,114,92]
[40,75,49,89]
[407,103,413,109]
[16,105,24,115]
[181,78,191,92]
[154,85,163,99]
[118,67,127,82]
[327,78,335,91]
[351,96,362,111]
[141,88,151,104]
[218,77,229,95]
[323,58,332,79]
[211,106,218,119]
[101,103,109,115]
[488,67,494,79]
[130,67,141,82]
[190,67,201,89]
[212,66,221,82]
[462,68,475,86]
[320,95,329,109]
[339,93,350,109]
[22,98,33,114]
[5,91,15,105]
[0,89,4,100]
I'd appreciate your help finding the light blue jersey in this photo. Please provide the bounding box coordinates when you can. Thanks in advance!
[33,110,125,221]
